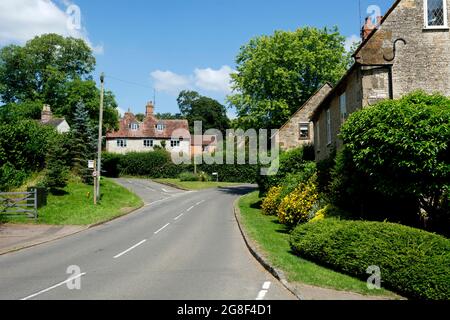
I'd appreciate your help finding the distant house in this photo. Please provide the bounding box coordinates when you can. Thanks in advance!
[311,0,450,161]
[191,135,218,156]
[106,102,191,154]
[40,104,70,134]
[274,83,332,151]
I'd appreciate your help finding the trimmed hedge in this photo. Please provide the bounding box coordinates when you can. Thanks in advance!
[101,151,258,183]
[290,219,450,300]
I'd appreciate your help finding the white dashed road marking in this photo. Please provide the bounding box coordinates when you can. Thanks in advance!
[154,223,170,235]
[21,273,87,300]
[256,281,271,300]
[113,240,147,259]
[174,213,184,221]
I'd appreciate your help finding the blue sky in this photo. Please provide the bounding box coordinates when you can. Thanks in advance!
[1,0,395,116]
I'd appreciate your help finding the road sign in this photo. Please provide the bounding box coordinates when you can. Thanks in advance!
[92,171,98,177]
[88,160,95,169]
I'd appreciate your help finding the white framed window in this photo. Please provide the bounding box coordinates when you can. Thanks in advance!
[425,0,448,28]
[129,123,139,131]
[339,92,347,124]
[156,123,165,131]
[171,139,180,148]
[143,139,153,147]
[326,109,332,146]
[117,139,127,148]
[299,123,310,140]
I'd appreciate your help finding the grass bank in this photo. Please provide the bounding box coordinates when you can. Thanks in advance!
[154,178,244,191]
[238,191,397,297]
[1,178,143,225]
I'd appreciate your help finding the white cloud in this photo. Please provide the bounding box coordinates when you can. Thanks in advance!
[345,34,361,52]
[151,70,193,95]
[151,65,235,96]
[194,66,235,94]
[0,0,103,54]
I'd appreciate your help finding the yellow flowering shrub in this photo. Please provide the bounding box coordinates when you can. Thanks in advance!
[261,186,282,216]
[309,205,331,223]
[277,175,319,226]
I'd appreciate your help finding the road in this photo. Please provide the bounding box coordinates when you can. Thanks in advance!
[0,179,296,300]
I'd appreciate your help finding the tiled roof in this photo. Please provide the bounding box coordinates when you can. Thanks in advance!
[106,112,190,139]
[191,135,217,146]
[40,118,66,127]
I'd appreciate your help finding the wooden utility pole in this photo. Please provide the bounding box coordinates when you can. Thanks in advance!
[96,73,105,202]
[93,160,97,205]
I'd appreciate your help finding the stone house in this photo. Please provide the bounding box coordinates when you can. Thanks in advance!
[106,102,191,154]
[311,0,450,161]
[274,83,332,150]
[40,104,70,134]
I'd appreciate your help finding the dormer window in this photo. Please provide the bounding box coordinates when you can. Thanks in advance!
[156,123,165,131]
[129,123,139,131]
[425,0,448,28]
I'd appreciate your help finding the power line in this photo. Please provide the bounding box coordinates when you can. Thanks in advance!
[104,74,154,91]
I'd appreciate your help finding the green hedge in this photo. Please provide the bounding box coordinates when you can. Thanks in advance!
[290,219,450,300]
[101,151,258,183]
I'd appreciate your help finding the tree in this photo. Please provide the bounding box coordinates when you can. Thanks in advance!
[43,134,70,193]
[0,34,119,131]
[177,90,230,133]
[228,27,350,130]
[70,101,97,184]
[0,33,95,104]
[337,91,450,234]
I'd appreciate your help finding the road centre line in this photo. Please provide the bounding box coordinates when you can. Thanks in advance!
[113,240,147,259]
[174,213,184,221]
[196,200,205,206]
[21,273,87,300]
[154,223,170,234]
[187,206,194,212]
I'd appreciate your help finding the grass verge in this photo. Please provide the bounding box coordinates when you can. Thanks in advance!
[1,178,143,225]
[238,191,397,297]
[154,178,244,191]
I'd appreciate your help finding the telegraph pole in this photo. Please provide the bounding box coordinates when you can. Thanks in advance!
[96,73,105,202]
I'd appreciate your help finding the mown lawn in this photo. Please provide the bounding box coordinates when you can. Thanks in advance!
[238,191,397,297]
[1,178,143,225]
[154,178,244,191]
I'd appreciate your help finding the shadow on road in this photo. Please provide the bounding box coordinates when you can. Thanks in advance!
[217,185,257,196]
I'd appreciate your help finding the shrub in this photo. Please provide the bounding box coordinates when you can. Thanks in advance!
[277,175,319,227]
[197,171,211,182]
[0,163,28,191]
[290,219,450,300]
[43,135,70,192]
[339,91,450,234]
[179,172,199,182]
[257,147,316,195]
[261,186,283,216]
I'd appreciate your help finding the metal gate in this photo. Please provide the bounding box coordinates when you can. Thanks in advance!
[0,189,38,220]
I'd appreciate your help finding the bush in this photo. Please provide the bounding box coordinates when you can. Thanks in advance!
[257,147,316,195]
[277,175,319,227]
[290,219,450,300]
[338,91,450,234]
[179,172,199,182]
[0,163,28,191]
[261,186,282,216]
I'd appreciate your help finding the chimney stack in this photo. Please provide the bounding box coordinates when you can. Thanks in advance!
[361,16,382,41]
[41,104,53,123]
[146,101,154,117]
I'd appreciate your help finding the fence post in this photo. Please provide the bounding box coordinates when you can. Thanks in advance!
[34,188,38,220]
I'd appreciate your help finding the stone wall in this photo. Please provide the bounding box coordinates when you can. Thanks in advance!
[277,84,332,151]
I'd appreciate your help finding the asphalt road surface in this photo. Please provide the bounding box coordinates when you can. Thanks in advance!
[0,179,296,300]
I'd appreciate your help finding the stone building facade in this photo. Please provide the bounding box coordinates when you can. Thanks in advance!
[275,83,332,150]
[311,0,450,161]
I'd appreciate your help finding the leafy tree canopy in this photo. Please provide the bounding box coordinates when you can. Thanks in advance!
[177,90,230,133]
[228,27,351,130]
[0,33,119,131]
